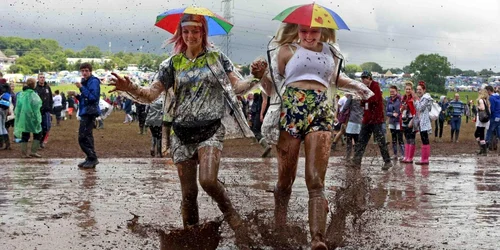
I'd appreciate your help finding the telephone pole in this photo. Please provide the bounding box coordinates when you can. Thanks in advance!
[221,0,233,56]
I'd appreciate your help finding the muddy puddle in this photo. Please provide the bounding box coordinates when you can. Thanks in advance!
[0,156,499,249]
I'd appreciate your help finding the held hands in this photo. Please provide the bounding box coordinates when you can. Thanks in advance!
[75,82,82,89]
[108,72,133,93]
[250,59,268,79]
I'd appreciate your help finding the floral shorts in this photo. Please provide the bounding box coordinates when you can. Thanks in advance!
[280,87,334,139]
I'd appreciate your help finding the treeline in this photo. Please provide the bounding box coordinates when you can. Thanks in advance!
[0,37,169,74]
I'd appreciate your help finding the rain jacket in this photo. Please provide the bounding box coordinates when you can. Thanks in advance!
[14,88,42,137]
[490,93,500,119]
[77,75,101,116]
[121,47,254,140]
[414,93,433,132]
[145,96,163,127]
[35,82,53,113]
[361,81,385,125]
[386,94,402,126]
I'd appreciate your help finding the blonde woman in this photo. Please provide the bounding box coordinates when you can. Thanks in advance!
[475,89,490,155]
[259,23,373,249]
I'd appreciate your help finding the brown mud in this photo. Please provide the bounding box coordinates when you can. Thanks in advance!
[2,156,498,249]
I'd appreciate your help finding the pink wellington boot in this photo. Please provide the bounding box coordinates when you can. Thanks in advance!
[415,145,430,165]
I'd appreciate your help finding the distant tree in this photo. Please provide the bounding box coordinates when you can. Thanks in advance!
[402,65,413,74]
[462,70,476,76]
[450,68,463,76]
[479,68,495,77]
[78,46,103,58]
[15,48,52,73]
[3,49,16,57]
[360,62,383,73]
[8,64,30,74]
[344,64,362,78]
[409,53,450,94]
[64,49,76,58]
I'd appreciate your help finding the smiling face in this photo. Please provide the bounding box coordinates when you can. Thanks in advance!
[389,88,397,98]
[181,25,203,50]
[298,25,321,49]
[416,85,425,97]
[405,85,412,96]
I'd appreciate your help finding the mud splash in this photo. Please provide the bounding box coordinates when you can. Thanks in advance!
[1,157,499,249]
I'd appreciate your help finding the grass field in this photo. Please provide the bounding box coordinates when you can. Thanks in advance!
[12,83,115,95]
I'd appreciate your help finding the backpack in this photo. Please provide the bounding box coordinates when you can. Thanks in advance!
[429,100,441,121]
[0,92,11,110]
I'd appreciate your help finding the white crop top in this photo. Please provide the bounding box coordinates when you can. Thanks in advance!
[284,42,335,88]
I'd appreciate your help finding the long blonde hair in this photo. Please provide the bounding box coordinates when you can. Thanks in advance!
[168,14,209,54]
[274,23,336,46]
[478,89,490,108]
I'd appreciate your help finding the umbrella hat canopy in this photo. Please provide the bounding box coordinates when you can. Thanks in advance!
[155,6,233,36]
[273,3,350,30]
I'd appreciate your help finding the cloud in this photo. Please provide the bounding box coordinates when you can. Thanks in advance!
[1,0,500,70]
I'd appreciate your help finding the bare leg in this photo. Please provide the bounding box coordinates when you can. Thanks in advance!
[198,146,243,230]
[305,131,331,250]
[275,131,301,227]
[176,159,199,228]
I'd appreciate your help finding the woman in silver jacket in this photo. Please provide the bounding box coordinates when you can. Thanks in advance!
[109,14,264,241]
[413,81,433,165]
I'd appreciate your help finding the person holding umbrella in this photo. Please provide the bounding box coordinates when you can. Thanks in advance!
[109,10,263,241]
[260,3,374,249]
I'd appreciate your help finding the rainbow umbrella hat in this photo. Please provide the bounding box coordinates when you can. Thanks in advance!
[273,3,350,30]
[155,6,233,36]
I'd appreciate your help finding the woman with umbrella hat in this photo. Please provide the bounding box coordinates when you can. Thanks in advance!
[259,3,374,249]
[109,12,263,241]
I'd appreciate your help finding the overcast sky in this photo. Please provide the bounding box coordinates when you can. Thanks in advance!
[1,0,500,71]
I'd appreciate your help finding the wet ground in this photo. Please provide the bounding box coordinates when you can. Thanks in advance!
[1,156,499,250]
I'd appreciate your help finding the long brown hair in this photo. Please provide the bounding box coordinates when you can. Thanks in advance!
[167,14,209,54]
[274,23,336,46]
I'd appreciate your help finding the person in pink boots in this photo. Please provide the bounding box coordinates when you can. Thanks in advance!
[400,81,417,163]
[413,81,433,165]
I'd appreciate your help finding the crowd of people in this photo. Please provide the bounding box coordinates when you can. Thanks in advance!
[2,7,500,249]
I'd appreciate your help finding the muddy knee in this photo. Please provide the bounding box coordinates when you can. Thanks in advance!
[199,177,223,196]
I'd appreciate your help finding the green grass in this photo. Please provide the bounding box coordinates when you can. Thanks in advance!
[381,89,479,102]
[13,83,114,94]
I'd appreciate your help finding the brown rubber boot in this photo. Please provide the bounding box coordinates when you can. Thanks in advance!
[309,197,328,250]
[274,187,291,228]
[181,200,199,228]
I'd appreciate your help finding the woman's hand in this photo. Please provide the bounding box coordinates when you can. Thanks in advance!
[250,59,268,79]
[109,73,133,93]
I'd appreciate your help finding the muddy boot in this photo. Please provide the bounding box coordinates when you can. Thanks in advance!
[150,137,156,157]
[181,200,199,228]
[259,138,272,158]
[330,142,336,151]
[0,135,3,148]
[399,144,405,159]
[156,138,163,158]
[21,142,30,158]
[3,134,11,150]
[309,196,328,250]
[274,187,292,229]
[345,142,352,162]
[30,140,42,158]
[391,144,398,160]
[454,130,460,143]
[478,142,488,156]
